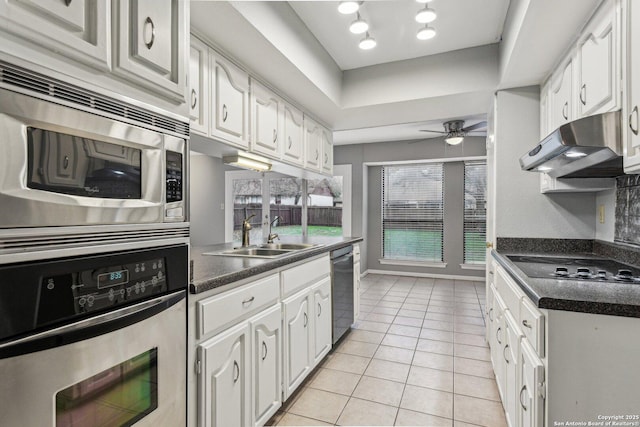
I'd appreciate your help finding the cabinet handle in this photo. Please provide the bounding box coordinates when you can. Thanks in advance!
[496,326,502,345]
[222,104,228,122]
[503,344,510,364]
[488,308,494,321]
[317,302,322,317]
[233,360,240,383]
[315,149,319,161]
[522,319,532,329]
[630,106,639,136]
[191,89,197,109]
[519,385,528,411]
[562,102,568,120]
[288,136,292,149]
[580,84,586,105]
[303,312,308,327]
[63,156,69,170]
[242,296,255,305]
[143,17,155,50]
[273,129,278,143]
[261,341,268,361]
[324,153,328,164]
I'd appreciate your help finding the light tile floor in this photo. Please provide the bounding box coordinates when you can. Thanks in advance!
[267,274,508,427]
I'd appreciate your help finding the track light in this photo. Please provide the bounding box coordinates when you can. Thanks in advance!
[359,32,376,50]
[349,13,369,34]
[338,1,360,14]
[415,6,437,23]
[417,25,436,40]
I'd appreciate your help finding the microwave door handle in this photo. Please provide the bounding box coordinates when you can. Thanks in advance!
[0,291,184,360]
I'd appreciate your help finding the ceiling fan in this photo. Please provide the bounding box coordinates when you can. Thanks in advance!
[420,120,488,145]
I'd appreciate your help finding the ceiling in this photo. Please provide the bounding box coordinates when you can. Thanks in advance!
[191,0,603,146]
[289,0,510,71]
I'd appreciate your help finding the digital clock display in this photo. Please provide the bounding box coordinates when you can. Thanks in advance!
[97,269,129,288]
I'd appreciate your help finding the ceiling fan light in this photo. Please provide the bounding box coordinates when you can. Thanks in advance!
[359,33,376,50]
[417,25,436,40]
[338,1,360,14]
[415,6,437,23]
[445,135,464,145]
[349,14,369,34]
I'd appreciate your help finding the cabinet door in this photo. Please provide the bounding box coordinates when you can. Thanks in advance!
[198,322,250,427]
[504,311,524,427]
[250,79,281,158]
[491,289,507,402]
[321,127,333,175]
[282,289,312,398]
[304,116,322,171]
[353,261,361,322]
[624,0,640,172]
[519,340,545,427]
[0,0,110,70]
[190,37,209,135]
[282,103,304,166]
[114,0,187,102]
[312,276,332,365]
[250,304,282,427]
[211,54,249,149]
[549,59,574,131]
[577,0,620,117]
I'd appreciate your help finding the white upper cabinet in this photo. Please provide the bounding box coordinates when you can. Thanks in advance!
[321,126,333,176]
[210,53,249,149]
[281,103,305,166]
[576,0,621,117]
[250,79,281,158]
[304,116,322,172]
[0,0,110,70]
[189,36,209,135]
[114,0,187,103]
[548,58,574,132]
[624,0,640,172]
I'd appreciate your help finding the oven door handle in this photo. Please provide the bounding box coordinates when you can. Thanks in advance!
[0,291,185,359]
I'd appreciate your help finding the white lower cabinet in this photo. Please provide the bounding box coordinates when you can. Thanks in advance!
[250,304,282,427]
[504,310,524,427]
[282,288,312,398]
[312,277,332,364]
[519,340,545,427]
[198,321,251,427]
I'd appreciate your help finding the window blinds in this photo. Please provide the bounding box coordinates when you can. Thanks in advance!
[382,163,444,262]
[463,161,487,264]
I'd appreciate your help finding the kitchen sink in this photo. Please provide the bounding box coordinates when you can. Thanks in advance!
[203,243,323,258]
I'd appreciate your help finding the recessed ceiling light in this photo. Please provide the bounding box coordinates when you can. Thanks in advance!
[417,25,436,40]
[359,32,376,50]
[415,6,437,23]
[416,0,434,3]
[338,1,360,14]
[349,13,369,34]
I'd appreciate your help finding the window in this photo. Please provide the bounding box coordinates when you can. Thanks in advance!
[382,163,444,262]
[307,177,343,237]
[464,161,487,264]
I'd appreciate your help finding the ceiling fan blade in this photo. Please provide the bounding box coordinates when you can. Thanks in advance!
[418,130,446,134]
[462,121,488,133]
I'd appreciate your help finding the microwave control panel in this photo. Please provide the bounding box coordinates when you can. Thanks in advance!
[166,151,182,203]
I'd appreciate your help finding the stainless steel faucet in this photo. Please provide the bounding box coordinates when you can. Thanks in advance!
[241,214,255,247]
[267,216,280,244]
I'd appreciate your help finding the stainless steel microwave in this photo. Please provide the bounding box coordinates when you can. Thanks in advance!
[0,88,187,228]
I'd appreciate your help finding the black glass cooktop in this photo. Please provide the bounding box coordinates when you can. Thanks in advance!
[506,255,640,282]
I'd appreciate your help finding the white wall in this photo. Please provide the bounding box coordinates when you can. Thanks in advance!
[596,189,616,242]
[494,87,596,239]
[189,153,227,246]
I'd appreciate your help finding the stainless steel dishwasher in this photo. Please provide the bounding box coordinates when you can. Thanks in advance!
[331,245,354,344]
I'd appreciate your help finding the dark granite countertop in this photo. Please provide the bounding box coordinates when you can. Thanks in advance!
[190,236,363,294]
[492,249,640,318]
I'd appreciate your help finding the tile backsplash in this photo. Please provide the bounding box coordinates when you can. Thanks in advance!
[615,175,640,244]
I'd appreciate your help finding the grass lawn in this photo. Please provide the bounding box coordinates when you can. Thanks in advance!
[276,225,343,237]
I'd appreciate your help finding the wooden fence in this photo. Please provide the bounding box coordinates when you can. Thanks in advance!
[234,204,341,229]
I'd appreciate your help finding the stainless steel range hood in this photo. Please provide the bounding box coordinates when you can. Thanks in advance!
[519,110,622,178]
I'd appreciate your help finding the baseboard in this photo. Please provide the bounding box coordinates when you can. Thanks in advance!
[366,268,483,282]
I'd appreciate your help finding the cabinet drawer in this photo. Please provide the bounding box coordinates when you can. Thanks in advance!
[198,274,280,338]
[281,254,330,296]
[495,265,526,321]
[520,297,545,357]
